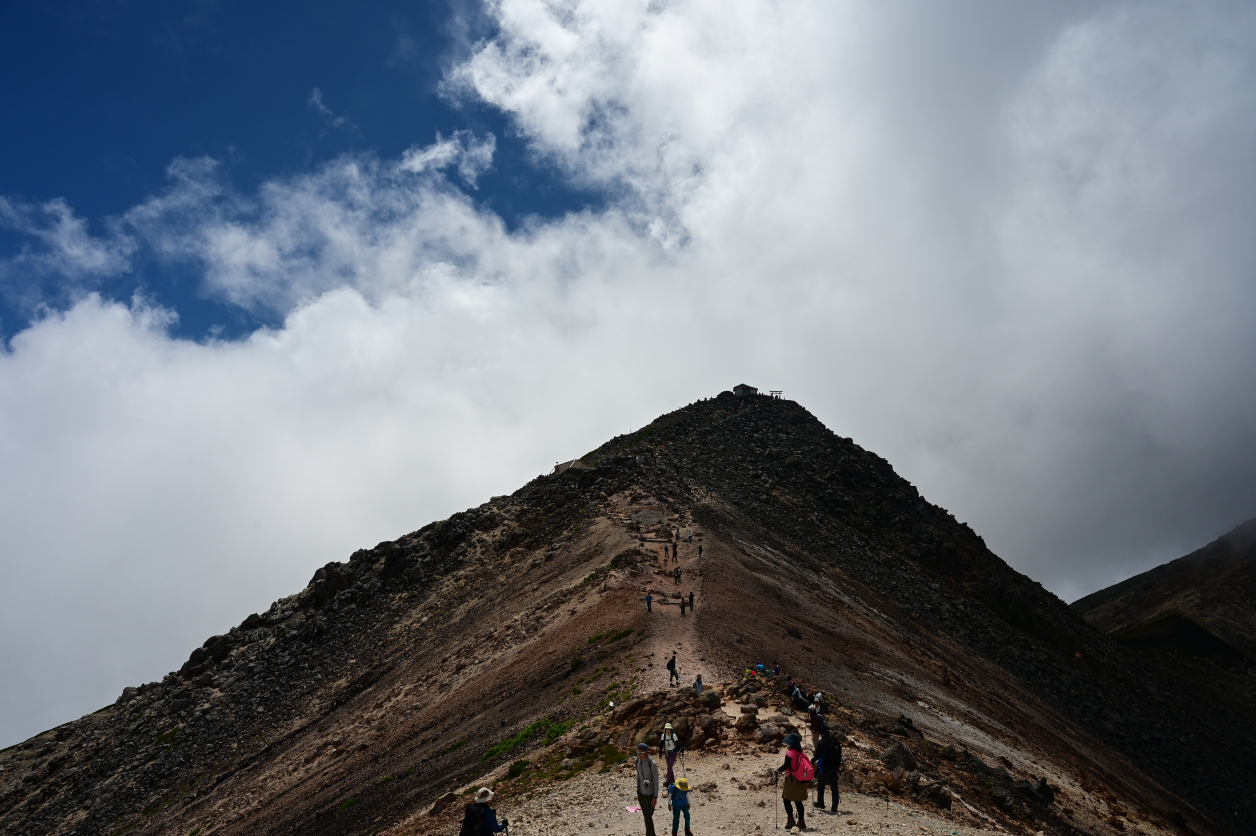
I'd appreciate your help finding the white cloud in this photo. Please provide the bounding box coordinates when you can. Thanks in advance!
[2,0,1256,745]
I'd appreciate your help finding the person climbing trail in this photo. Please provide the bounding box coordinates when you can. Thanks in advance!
[634,743,660,836]
[697,544,703,558]
[693,674,704,694]
[776,732,813,831]
[667,776,693,836]
[667,652,679,686]
[688,591,694,610]
[679,597,686,616]
[459,788,508,835]
[814,724,842,813]
[646,593,653,612]
[661,723,681,784]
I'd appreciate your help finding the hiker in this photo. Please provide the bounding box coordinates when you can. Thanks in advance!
[646,593,653,612]
[813,725,842,812]
[808,704,826,738]
[661,722,681,784]
[679,597,686,616]
[667,776,693,836]
[673,566,680,585]
[755,663,766,675]
[775,733,812,831]
[635,743,661,836]
[697,544,703,558]
[667,652,680,686]
[792,686,810,712]
[460,788,508,835]
[813,691,828,714]
[687,529,693,542]
[688,591,694,610]
[774,662,780,676]
[784,677,795,695]
[693,674,704,695]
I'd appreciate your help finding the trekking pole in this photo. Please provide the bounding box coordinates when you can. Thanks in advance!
[774,771,780,830]
[680,748,687,778]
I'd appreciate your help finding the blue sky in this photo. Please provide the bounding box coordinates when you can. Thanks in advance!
[1,0,1254,749]
[0,0,599,340]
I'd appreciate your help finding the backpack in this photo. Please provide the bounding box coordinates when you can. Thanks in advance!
[459,802,485,836]
[789,750,815,783]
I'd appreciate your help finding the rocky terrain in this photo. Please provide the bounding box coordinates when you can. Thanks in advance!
[1,392,1252,836]
[1072,518,1256,711]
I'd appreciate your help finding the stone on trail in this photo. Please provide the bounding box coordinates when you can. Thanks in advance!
[879,740,917,771]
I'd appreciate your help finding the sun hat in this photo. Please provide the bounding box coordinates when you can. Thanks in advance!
[783,732,802,747]
[664,723,673,729]
[675,777,690,791]
[474,788,494,803]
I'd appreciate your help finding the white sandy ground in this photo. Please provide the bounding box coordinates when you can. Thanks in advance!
[464,745,1013,836]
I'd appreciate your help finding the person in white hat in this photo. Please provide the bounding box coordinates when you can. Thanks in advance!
[661,723,681,784]
[460,787,507,834]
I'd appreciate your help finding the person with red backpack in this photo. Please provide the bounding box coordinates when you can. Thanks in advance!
[459,787,508,835]
[775,732,813,831]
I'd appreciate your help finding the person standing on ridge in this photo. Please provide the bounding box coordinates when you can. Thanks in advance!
[679,597,687,617]
[697,544,703,559]
[635,743,660,836]
[646,593,653,612]
[460,788,507,835]
[688,591,694,610]
[667,652,679,686]
[661,723,681,784]
[814,725,842,813]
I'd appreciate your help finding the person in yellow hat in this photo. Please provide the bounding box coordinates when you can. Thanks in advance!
[667,776,693,836]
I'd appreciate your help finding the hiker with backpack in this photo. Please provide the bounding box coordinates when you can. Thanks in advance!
[667,652,680,686]
[646,593,653,612]
[813,725,842,813]
[667,776,693,836]
[459,787,508,835]
[634,743,661,836]
[775,732,813,831]
[661,722,681,784]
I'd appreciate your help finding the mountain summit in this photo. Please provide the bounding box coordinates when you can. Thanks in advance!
[2,392,1252,835]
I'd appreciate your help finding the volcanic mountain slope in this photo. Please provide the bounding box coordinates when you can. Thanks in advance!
[1072,519,1256,708]
[2,393,1253,836]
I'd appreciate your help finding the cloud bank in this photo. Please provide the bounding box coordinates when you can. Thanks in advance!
[2,0,1255,746]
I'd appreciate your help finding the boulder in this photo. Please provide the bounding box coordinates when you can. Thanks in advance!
[613,698,647,723]
[427,791,459,816]
[922,782,952,809]
[754,723,783,743]
[879,741,917,771]
[1014,778,1055,805]
[739,704,759,714]
[734,713,759,731]
[115,687,139,706]
[698,690,722,710]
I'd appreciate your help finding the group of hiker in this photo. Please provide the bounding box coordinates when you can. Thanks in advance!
[665,652,703,694]
[461,676,843,836]
[644,590,695,615]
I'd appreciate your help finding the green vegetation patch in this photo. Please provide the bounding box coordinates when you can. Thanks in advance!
[337,798,357,813]
[155,728,181,746]
[507,759,530,779]
[439,739,467,756]
[483,716,572,761]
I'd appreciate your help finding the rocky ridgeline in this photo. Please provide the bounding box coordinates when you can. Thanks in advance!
[583,393,1255,831]
[3,391,1253,835]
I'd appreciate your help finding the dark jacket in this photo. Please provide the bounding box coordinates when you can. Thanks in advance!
[815,734,842,774]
